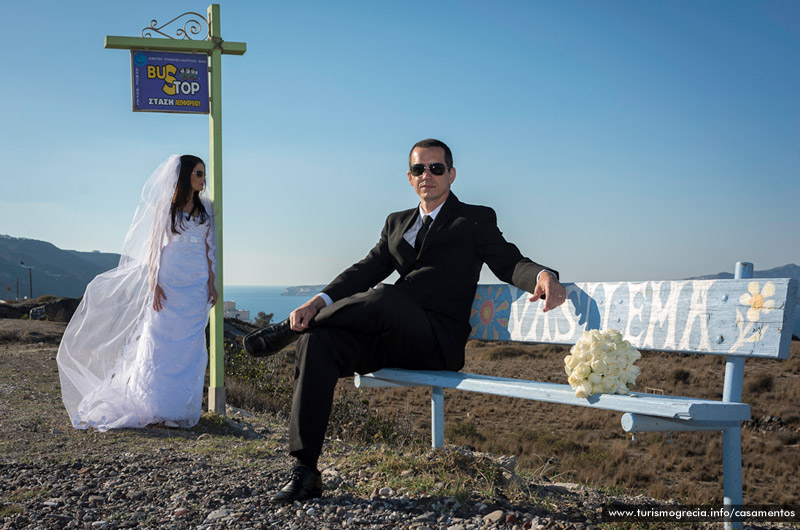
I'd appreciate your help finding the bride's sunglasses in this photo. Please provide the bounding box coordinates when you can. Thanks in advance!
[409,163,448,177]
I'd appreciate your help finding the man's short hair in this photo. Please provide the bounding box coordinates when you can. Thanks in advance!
[409,138,453,169]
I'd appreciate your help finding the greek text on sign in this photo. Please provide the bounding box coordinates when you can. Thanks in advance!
[468,279,797,358]
[131,51,209,114]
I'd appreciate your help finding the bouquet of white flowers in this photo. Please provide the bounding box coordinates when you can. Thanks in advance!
[564,329,641,398]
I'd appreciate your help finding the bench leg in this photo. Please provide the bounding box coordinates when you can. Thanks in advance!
[431,386,444,448]
[722,425,743,530]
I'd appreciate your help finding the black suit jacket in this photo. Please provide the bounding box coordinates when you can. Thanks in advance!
[322,193,557,370]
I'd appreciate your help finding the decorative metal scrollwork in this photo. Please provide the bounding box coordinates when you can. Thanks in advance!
[142,12,208,40]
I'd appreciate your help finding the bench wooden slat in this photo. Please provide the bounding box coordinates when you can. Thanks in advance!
[355,368,751,423]
[469,279,797,358]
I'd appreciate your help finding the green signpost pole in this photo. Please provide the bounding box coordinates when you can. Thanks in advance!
[206,4,226,415]
[105,4,246,416]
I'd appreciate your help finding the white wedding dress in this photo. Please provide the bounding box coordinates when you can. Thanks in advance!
[57,155,216,431]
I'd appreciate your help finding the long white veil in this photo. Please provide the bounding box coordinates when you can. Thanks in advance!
[57,155,181,427]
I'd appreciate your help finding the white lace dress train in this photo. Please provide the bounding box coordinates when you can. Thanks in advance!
[67,214,213,430]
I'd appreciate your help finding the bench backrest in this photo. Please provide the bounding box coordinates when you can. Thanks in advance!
[468,279,797,359]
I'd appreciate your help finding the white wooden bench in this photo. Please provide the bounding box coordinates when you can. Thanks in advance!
[355,262,797,530]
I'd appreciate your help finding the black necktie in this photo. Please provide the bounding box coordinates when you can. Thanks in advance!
[414,215,433,251]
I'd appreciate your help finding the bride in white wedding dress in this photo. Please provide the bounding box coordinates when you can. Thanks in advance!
[57,155,218,431]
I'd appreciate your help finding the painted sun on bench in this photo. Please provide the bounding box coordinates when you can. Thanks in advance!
[470,285,510,340]
[739,281,776,322]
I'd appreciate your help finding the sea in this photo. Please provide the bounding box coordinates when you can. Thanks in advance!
[223,286,312,322]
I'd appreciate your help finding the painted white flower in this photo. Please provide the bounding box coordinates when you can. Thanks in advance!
[739,281,776,322]
[565,328,642,398]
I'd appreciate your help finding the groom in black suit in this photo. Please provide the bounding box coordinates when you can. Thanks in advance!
[244,138,566,503]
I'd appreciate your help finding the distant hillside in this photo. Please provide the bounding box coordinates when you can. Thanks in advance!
[0,235,119,299]
[686,263,800,283]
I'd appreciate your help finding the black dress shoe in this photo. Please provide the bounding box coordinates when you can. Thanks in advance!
[243,318,300,357]
[270,465,323,503]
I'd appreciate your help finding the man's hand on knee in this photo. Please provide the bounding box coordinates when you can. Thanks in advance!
[290,295,328,331]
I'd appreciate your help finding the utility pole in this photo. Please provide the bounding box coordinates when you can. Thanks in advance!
[20,262,33,299]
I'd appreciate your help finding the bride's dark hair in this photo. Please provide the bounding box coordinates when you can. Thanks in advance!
[171,154,209,234]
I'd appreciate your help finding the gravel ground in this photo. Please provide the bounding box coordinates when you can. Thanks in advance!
[0,443,620,530]
[0,427,696,530]
[1,321,796,530]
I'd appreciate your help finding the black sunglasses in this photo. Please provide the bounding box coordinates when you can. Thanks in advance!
[409,163,448,177]
[193,170,205,177]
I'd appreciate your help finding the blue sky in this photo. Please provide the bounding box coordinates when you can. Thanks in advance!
[1,1,798,286]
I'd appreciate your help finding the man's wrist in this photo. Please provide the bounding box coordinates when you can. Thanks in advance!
[315,293,332,308]
[536,269,557,282]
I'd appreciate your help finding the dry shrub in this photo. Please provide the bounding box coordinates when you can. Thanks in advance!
[608,439,629,466]
[446,421,486,445]
[223,342,296,416]
[573,408,616,429]
[480,427,586,471]
[670,368,690,385]
[766,371,800,422]
[782,413,800,426]
[613,464,655,489]
[636,352,725,400]
[20,330,61,344]
[478,345,531,361]
[406,448,520,493]
[677,480,717,504]
[764,436,790,454]
[327,391,414,446]
[34,295,55,303]
[534,343,570,356]
[746,373,774,394]
[0,330,18,343]
[646,481,668,501]
[224,340,416,448]
[226,376,287,413]
[702,437,722,468]
[764,454,796,478]
[522,428,585,455]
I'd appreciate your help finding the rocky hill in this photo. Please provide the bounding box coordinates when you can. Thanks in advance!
[0,235,119,299]
[282,284,326,296]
